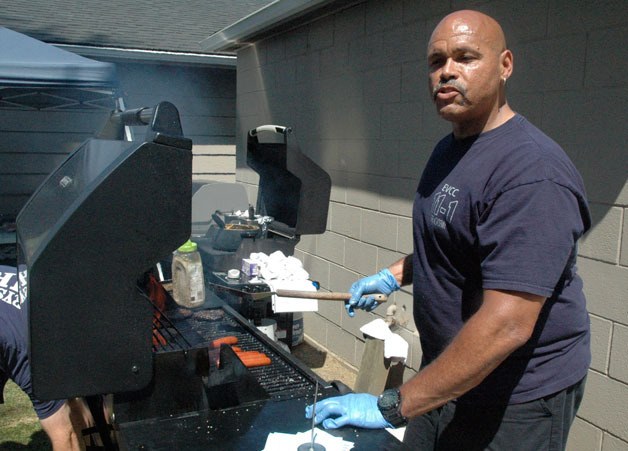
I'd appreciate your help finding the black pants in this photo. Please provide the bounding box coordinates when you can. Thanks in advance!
[402,377,586,451]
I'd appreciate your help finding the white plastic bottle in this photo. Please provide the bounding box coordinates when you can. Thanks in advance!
[171,239,205,308]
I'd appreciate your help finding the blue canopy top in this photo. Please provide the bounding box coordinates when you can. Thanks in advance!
[0,27,117,88]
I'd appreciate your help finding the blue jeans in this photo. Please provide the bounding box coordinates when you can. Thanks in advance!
[402,376,586,451]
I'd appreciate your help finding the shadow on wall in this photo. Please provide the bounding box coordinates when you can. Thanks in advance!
[495,0,627,229]
[509,94,626,235]
[235,6,625,234]
[234,41,440,219]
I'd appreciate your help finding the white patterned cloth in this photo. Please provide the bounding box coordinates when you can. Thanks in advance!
[360,319,409,363]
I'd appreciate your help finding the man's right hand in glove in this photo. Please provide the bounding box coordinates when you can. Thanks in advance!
[305,393,390,429]
[346,268,400,317]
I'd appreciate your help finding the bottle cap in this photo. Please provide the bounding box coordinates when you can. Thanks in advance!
[177,239,198,253]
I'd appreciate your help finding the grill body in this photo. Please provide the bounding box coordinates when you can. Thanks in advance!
[16,107,405,449]
[112,297,406,450]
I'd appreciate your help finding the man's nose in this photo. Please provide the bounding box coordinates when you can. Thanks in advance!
[440,58,457,80]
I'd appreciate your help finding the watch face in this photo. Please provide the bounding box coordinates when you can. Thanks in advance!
[379,389,399,409]
[378,389,407,427]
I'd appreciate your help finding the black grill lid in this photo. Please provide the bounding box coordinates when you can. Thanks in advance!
[247,126,330,236]
[17,102,192,399]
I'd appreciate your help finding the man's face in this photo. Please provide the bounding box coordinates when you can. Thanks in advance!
[427,15,505,126]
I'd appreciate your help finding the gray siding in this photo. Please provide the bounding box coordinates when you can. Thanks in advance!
[0,61,236,217]
[234,1,628,449]
[0,108,111,216]
[108,61,237,184]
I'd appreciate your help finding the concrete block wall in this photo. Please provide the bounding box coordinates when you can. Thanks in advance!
[234,1,628,448]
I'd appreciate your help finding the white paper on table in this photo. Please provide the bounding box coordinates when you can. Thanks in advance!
[261,428,354,451]
[386,425,406,442]
[269,279,318,313]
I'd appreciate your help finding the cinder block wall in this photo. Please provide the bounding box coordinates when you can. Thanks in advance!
[234,1,628,448]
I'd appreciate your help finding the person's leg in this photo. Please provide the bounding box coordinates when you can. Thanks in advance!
[488,377,586,451]
[435,377,587,451]
[435,401,505,451]
[546,376,587,451]
[403,407,442,450]
[40,401,83,451]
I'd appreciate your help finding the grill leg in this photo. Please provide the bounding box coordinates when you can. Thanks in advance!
[85,395,117,450]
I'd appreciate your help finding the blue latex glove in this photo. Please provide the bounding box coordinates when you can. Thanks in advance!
[346,268,400,317]
[305,393,390,429]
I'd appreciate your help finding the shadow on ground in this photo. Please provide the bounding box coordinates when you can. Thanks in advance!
[292,339,358,390]
[0,430,50,450]
[292,341,328,368]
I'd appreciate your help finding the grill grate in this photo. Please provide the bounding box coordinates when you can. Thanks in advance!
[151,308,192,352]
[139,286,193,352]
[153,305,316,400]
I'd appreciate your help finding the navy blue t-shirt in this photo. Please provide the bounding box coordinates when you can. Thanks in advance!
[413,114,591,404]
[0,265,65,419]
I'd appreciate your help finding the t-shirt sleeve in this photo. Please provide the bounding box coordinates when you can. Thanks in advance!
[8,341,66,420]
[31,397,66,420]
[477,180,587,297]
[0,372,6,404]
[1,266,65,420]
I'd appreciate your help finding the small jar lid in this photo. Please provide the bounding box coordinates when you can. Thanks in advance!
[177,239,197,252]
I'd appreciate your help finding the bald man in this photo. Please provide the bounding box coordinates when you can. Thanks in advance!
[306,10,590,450]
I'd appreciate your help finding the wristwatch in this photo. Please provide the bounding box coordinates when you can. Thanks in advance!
[377,388,408,427]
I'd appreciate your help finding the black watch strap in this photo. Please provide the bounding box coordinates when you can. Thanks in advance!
[377,388,408,428]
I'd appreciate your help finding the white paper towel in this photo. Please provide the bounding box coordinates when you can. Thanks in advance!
[262,427,353,451]
[248,251,319,313]
[267,279,318,313]
[360,318,409,362]
[386,425,406,442]
[257,318,277,341]
[250,250,309,282]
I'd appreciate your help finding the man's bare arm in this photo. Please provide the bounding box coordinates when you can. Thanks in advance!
[399,289,546,418]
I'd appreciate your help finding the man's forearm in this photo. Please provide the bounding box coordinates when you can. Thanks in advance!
[388,254,413,286]
[398,289,545,419]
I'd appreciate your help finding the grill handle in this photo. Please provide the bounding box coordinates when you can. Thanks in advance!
[249,125,292,136]
[275,289,387,304]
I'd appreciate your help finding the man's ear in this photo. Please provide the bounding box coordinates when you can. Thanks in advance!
[500,49,514,81]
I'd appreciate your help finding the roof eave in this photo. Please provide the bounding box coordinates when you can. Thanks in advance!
[200,0,347,52]
[55,44,237,67]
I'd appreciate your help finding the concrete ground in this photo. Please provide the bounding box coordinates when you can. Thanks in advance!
[292,337,358,390]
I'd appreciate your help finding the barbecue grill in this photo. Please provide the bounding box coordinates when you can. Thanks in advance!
[15,103,406,449]
[195,124,331,275]
[194,124,332,348]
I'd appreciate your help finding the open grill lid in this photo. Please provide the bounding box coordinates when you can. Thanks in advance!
[247,125,331,237]
[17,102,192,399]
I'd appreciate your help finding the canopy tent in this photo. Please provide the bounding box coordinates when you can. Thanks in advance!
[0,27,120,222]
[0,27,118,110]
